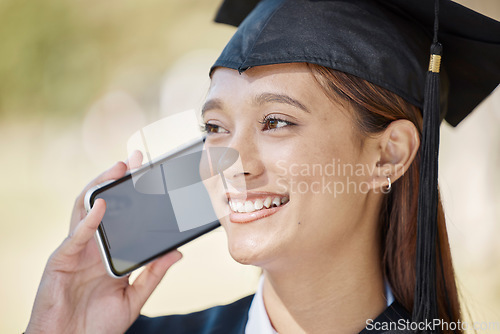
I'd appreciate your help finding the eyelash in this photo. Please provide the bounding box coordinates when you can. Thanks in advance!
[201,115,296,135]
[201,122,227,134]
[259,115,296,131]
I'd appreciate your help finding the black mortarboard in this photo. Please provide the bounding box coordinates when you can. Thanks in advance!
[213,0,499,126]
[211,0,500,331]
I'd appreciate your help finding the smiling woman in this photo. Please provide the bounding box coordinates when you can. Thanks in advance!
[201,64,404,332]
[23,0,499,333]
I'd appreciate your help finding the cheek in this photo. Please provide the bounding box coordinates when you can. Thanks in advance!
[262,134,366,232]
[263,133,361,195]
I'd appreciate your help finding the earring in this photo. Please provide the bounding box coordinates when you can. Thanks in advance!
[386,176,392,192]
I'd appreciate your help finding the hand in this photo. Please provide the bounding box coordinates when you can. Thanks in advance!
[25,155,182,334]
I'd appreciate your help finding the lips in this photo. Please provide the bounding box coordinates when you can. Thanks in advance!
[226,192,289,223]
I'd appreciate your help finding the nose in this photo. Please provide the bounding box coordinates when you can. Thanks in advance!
[222,131,265,187]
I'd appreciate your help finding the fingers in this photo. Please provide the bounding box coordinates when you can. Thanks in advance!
[83,162,128,197]
[127,250,183,315]
[62,199,106,257]
[125,150,144,171]
[74,150,142,219]
[71,162,127,225]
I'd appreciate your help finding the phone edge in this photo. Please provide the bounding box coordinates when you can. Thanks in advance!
[84,183,127,278]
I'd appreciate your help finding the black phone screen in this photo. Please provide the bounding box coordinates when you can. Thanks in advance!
[88,143,237,277]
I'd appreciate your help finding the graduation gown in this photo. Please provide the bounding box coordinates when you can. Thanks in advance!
[126,295,412,334]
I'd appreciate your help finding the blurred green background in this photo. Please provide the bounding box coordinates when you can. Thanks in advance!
[0,0,228,119]
[0,0,499,332]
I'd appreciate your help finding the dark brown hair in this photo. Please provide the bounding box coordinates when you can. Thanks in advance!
[307,63,461,333]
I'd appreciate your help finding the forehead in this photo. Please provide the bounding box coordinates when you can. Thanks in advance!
[210,63,315,89]
[208,63,321,97]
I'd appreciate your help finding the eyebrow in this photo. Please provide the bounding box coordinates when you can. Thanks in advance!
[201,98,223,117]
[201,92,310,117]
[254,93,310,113]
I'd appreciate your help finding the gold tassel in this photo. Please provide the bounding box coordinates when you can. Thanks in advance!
[428,54,442,73]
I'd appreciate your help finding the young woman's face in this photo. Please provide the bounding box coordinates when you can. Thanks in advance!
[202,63,381,270]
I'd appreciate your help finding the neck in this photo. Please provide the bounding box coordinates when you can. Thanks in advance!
[261,212,387,333]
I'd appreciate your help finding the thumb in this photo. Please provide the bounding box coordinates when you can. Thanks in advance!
[61,198,106,257]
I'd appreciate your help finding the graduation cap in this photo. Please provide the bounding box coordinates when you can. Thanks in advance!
[211,0,500,330]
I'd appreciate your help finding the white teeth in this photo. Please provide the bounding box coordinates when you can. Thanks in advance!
[229,195,289,213]
[236,202,245,213]
[244,201,255,213]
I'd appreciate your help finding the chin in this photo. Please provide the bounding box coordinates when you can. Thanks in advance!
[218,206,293,268]
[224,230,283,268]
[220,224,266,266]
[229,251,259,266]
[225,235,262,265]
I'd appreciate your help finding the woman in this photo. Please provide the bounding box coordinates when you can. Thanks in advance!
[25,0,499,333]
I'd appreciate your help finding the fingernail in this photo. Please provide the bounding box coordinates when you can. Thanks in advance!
[173,250,183,261]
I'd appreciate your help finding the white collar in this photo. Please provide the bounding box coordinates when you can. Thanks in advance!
[245,275,278,334]
[245,275,395,334]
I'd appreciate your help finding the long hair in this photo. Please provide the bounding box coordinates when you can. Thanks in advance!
[307,63,461,333]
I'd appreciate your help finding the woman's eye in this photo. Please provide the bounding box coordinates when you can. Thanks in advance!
[260,116,295,131]
[202,123,229,134]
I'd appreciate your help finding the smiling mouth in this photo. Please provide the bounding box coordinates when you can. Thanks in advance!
[226,193,289,223]
[228,195,289,213]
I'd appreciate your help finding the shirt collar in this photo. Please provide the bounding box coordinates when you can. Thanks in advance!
[245,275,395,334]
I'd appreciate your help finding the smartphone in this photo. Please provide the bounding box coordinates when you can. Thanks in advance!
[84,137,237,278]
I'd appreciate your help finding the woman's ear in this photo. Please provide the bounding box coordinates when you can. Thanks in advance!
[368,119,420,190]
